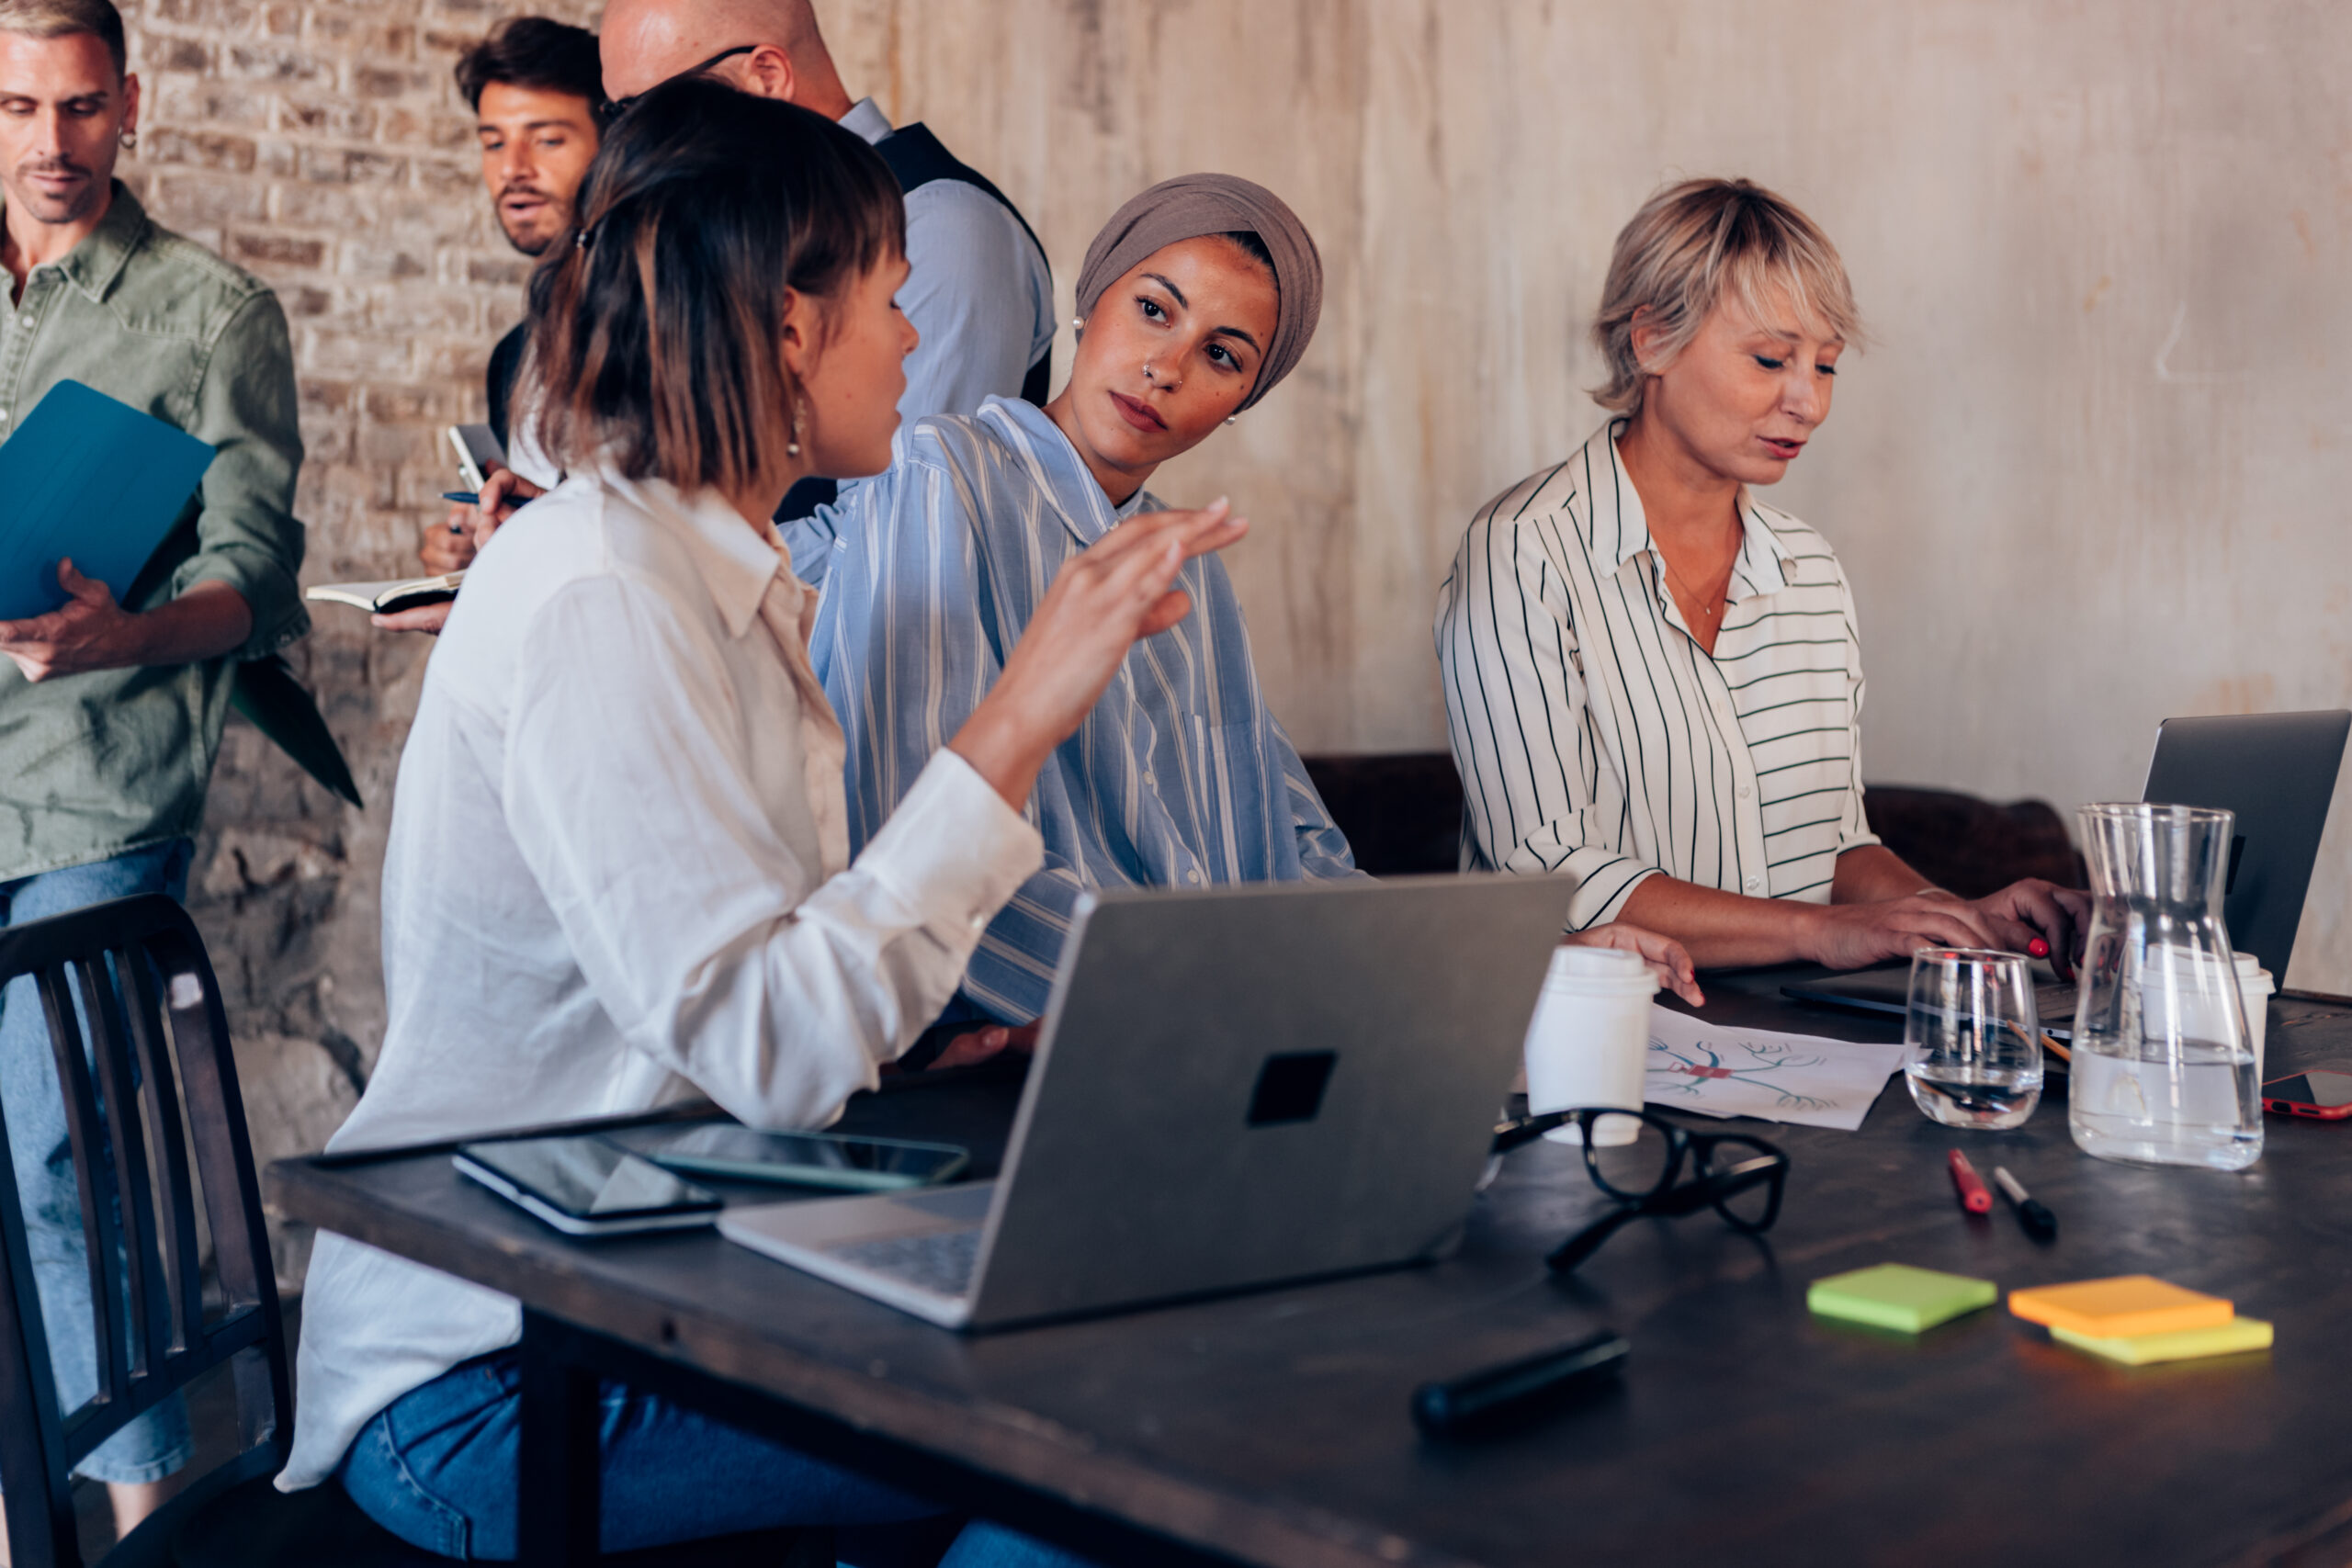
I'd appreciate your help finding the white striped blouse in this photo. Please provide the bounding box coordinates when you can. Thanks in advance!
[1434,420,1880,931]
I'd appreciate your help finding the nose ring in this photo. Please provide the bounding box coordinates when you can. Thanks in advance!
[1141,360,1157,386]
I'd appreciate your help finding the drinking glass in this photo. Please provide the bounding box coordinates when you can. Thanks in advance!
[1903,948,2043,1129]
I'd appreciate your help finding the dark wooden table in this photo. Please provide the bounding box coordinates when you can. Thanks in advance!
[266,976,2352,1568]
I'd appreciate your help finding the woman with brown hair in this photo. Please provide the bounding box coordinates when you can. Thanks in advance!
[1437,178,2085,972]
[276,77,1218,1562]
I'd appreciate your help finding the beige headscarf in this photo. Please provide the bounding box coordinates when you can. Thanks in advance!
[1073,174,1323,412]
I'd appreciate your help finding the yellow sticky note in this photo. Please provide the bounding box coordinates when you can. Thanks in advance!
[2009,1276,2234,1338]
[2051,1316,2273,1365]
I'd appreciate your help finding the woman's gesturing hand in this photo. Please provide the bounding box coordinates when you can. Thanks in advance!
[950,499,1249,809]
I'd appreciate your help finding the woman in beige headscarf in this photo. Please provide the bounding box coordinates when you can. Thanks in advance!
[786,175,1697,1054]
[780,175,1363,1046]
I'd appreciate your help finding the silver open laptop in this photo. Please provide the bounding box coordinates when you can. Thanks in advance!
[719,874,1570,1330]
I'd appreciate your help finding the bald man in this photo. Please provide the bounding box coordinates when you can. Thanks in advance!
[603,0,1055,518]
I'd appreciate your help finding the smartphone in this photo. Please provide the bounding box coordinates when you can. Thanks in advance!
[2260,1070,2352,1120]
[455,1135,721,1236]
[446,423,506,492]
[634,1126,969,1192]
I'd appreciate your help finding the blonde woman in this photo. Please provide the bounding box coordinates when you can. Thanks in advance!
[1437,178,2085,973]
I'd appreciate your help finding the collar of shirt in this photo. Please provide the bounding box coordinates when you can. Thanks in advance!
[975,395,1156,550]
[594,468,802,637]
[1593,418,1794,603]
[838,96,892,145]
[0,180,147,306]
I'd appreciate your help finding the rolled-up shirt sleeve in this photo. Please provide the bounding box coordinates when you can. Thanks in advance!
[503,572,1042,1129]
[169,288,307,658]
[1272,717,1363,882]
[1436,513,1657,931]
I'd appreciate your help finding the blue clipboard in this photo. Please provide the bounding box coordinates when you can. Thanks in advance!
[0,379,216,622]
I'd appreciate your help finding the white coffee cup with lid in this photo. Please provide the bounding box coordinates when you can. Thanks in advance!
[1522,945,1658,1145]
[2235,952,2275,1082]
[2136,947,2275,1080]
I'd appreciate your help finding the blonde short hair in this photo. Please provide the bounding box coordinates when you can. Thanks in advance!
[0,0,126,76]
[1590,178,1860,416]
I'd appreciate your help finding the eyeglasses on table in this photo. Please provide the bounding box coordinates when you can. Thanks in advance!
[1488,1107,1790,1272]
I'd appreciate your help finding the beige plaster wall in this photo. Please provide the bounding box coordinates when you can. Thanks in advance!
[819,0,2352,990]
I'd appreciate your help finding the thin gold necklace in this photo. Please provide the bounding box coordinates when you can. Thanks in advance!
[1657,548,1732,623]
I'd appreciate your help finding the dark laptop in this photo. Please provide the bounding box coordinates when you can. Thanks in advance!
[1784,709,2350,1035]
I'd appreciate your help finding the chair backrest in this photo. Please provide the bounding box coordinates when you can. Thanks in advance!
[0,895,288,1567]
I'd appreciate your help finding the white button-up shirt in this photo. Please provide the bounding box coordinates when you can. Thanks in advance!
[1434,421,1880,931]
[281,468,1042,1492]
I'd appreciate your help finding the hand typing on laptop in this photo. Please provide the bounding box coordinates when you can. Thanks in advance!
[1797,876,2086,975]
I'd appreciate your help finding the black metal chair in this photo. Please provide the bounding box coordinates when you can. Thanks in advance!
[0,896,817,1566]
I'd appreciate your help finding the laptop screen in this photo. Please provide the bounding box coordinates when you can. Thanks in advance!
[2141,710,2350,979]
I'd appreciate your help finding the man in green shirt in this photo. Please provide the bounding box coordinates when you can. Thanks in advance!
[0,0,303,1540]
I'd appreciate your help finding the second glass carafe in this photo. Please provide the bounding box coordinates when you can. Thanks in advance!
[2068,803,2262,1171]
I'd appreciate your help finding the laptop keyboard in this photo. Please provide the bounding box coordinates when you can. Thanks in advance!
[831,1227,983,1299]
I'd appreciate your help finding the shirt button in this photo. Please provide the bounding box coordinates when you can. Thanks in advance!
[1738,784,1753,800]
[1185,868,1204,886]
[1745,875,1762,892]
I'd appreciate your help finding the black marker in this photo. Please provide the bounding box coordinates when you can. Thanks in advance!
[1411,1330,1628,1438]
[1993,1166,2057,1242]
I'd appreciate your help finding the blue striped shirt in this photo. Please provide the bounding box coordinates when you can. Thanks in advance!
[786,396,1361,1023]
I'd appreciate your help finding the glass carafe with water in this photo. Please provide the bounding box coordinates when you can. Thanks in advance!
[2069,803,2263,1170]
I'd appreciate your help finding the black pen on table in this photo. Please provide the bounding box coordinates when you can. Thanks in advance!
[1992,1166,2057,1241]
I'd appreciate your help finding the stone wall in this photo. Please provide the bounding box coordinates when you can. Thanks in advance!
[116,0,598,1281]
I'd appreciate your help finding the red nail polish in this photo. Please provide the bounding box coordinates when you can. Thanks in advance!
[2028,938,2051,958]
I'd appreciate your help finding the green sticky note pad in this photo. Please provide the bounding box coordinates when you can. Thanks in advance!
[1809,1264,1998,1333]
[2051,1315,2273,1365]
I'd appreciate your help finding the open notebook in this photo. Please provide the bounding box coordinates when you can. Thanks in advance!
[305,573,463,615]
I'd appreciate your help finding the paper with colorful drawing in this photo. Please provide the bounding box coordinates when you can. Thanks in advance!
[1645,1008,1908,1132]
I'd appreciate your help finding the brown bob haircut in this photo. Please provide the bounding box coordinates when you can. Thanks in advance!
[526,77,906,498]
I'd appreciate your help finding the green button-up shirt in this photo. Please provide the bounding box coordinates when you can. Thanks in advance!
[0,183,307,883]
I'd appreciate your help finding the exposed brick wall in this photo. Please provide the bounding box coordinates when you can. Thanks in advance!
[113,0,601,1282]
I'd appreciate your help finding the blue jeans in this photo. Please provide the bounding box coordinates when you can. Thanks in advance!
[339,1349,1095,1565]
[0,840,197,1484]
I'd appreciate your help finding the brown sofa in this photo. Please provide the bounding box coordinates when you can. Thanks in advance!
[1300,755,2082,894]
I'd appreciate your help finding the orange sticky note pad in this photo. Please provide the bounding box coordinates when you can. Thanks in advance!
[2009,1275,2234,1338]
